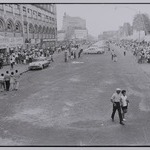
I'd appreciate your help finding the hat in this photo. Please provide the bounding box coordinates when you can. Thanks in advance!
[116,88,121,91]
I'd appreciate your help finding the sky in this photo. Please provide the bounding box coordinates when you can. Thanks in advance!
[56,4,150,37]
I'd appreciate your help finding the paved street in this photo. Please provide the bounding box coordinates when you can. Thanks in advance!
[0,46,150,146]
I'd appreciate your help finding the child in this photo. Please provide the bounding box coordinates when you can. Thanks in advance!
[120,90,129,121]
[10,72,15,91]
[14,70,20,91]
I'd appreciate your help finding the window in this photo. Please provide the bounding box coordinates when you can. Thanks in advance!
[7,21,13,32]
[23,6,26,12]
[28,9,32,18]
[38,12,41,20]
[0,20,4,32]
[14,4,20,10]
[24,24,27,33]
[46,15,49,22]
[33,11,37,19]
[5,4,12,8]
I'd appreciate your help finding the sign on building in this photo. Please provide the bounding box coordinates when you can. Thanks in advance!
[74,29,88,40]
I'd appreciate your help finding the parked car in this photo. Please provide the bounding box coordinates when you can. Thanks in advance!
[28,57,50,70]
[83,47,105,54]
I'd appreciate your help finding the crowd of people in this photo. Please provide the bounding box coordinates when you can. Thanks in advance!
[64,45,84,62]
[0,40,91,93]
[110,39,150,64]
[0,47,55,69]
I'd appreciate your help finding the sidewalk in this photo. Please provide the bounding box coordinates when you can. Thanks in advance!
[0,64,29,75]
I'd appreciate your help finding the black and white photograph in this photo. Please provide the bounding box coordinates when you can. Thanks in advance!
[0,0,150,146]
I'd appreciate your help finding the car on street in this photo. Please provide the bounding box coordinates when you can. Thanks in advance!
[83,46,105,54]
[28,57,50,70]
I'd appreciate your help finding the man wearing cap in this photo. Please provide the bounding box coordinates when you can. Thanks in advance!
[110,88,124,125]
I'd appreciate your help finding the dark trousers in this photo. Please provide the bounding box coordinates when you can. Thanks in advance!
[111,54,113,60]
[5,81,10,91]
[111,102,123,122]
[11,63,14,69]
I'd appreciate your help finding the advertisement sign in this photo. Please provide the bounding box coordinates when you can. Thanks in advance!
[74,29,88,39]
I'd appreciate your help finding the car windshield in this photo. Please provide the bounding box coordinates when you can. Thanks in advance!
[33,57,46,62]
[89,48,97,51]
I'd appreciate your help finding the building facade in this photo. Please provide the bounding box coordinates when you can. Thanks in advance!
[57,30,65,41]
[61,13,88,42]
[0,4,57,55]
[71,28,88,41]
[62,13,86,31]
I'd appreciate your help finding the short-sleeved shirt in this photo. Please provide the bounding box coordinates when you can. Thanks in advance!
[121,95,128,107]
[111,92,121,102]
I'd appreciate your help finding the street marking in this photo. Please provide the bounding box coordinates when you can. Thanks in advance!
[72,61,84,64]
[69,75,81,82]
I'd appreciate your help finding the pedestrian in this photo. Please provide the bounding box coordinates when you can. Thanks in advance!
[110,88,124,125]
[50,54,54,62]
[78,49,83,58]
[10,72,15,91]
[10,57,14,69]
[111,50,114,61]
[124,51,126,56]
[113,54,117,62]
[0,74,5,92]
[14,70,20,91]
[74,50,76,59]
[4,71,11,91]
[120,90,129,121]
[64,49,68,62]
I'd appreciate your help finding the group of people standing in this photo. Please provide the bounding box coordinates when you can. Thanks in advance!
[110,88,129,125]
[64,45,83,62]
[0,70,20,92]
[110,49,118,62]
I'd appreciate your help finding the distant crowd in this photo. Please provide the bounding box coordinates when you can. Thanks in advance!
[0,47,55,69]
[108,39,150,64]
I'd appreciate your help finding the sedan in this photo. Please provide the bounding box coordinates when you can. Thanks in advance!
[83,47,105,54]
[28,57,50,70]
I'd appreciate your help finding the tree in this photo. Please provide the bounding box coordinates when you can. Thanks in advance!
[133,13,150,35]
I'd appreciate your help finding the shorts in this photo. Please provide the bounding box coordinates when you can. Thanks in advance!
[122,106,128,113]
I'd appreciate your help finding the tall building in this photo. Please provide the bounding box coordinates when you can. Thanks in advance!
[62,13,86,31]
[61,13,88,41]
[0,4,57,54]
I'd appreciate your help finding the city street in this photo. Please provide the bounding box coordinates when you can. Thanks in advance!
[0,45,150,146]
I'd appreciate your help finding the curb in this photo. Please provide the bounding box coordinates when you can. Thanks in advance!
[21,69,29,75]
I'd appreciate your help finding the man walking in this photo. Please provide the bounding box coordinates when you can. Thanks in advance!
[110,88,124,125]
[4,71,11,91]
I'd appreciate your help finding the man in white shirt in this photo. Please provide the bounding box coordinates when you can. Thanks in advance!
[110,88,124,125]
